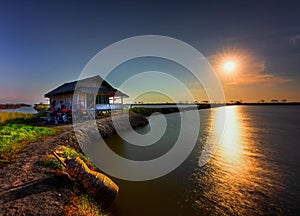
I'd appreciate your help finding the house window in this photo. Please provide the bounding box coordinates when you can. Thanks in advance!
[96,95,109,104]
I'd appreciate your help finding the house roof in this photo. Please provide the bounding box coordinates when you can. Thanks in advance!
[44,75,129,98]
[79,87,129,97]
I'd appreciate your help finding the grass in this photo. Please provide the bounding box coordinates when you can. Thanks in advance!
[0,123,59,163]
[0,111,106,215]
[64,192,106,216]
[42,146,106,216]
[43,146,96,171]
[129,105,212,116]
[130,107,180,116]
[0,112,37,124]
[0,112,61,163]
[42,155,65,170]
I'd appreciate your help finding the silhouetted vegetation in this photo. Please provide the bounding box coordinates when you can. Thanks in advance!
[0,103,31,110]
[34,103,50,112]
[130,104,212,116]
[130,107,180,116]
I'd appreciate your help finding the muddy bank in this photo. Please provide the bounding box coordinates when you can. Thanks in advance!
[95,112,149,138]
[0,112,148,215]
[51,112,148,151]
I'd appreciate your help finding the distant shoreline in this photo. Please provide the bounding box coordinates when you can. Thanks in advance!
[226,102,300,106]
[129,102,300,116]
[0,103,31,110]
[1,101,299,111]
[130,102,300,108]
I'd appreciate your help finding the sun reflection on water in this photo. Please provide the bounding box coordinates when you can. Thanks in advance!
[195,106,264,214]
[218,106,245,171]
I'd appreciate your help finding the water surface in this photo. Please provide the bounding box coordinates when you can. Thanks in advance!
[106,105,300,215]
[0,106,38,114]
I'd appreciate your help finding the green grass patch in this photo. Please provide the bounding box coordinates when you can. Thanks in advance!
[0,112,38,125]
[42,155,65,170]
[42,146,96,172]
[42,146,106,216]
[64,192,106,216]
[130,105,211,116]
[0,124,58,163]
[129,107,180,116]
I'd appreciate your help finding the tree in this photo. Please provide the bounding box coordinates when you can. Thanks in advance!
[281,99,287,103]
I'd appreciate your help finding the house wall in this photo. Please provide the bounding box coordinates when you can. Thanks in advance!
[72,92,86,111]
[49,93,124,111]
[50,93,73,109]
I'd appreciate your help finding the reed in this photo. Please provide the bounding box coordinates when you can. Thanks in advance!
[0,112,36,125]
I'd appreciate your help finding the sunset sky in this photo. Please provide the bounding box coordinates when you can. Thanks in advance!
[0,0,299,104]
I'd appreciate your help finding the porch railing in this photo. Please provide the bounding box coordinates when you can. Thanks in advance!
[95,103,123,110]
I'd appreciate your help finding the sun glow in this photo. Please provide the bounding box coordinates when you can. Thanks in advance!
[223,61,236,72]
[210,47,249,82]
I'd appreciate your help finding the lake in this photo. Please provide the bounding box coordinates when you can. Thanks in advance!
[106,105,300,215]
[0,106,38,114]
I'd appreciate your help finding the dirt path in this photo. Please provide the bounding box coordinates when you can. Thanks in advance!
[0,113,148,215]
[0,126,78,215]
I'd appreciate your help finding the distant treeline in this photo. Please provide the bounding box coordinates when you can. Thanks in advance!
[33,103,50,112]
[0,103,31,110]
[130,104,211,116]
[129,102,300,116]
[226,102,300,106]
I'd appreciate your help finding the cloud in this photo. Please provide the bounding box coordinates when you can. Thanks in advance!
[226,62,292,86]
[227,71,292,86]
[208,49,292,87]
[289,34,300,44]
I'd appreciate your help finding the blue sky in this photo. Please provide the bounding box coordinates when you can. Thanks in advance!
[0,0,299,104]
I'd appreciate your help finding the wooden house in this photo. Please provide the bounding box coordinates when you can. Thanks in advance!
[44,75,128,113]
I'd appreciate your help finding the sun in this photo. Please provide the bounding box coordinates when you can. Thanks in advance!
[223,60,236,72]
[210,47,249,81]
